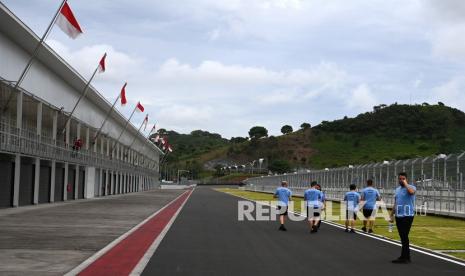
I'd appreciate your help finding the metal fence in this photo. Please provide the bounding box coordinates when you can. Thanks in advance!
[244,153,465,218]
[0,119,155,176]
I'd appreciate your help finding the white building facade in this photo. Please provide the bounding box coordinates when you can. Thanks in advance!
[0,4,162,207]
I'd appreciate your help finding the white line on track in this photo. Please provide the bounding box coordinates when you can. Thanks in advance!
[218,189,465,268]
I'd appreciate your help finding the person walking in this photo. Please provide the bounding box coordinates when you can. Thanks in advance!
[316,183,326,229]
[390,172,416,264]
[304,181,323,233]
[274,181,292,231]
[360,179,381,233]
[344,184,360,233]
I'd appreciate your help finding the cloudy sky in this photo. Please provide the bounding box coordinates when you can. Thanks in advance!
[3,0,465,138]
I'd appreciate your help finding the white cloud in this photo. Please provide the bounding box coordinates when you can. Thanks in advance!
[46,40,143,83]
[430,76,465,110]
[422,0,465,61]
[347,84,377,111]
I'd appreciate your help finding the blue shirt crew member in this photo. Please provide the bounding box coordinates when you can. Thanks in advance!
[274,181,292,231]
[390,172,416,264]
[304,181,323,233]
[315,183,326,229]
[360,179,381,233]
[344,184,360,233]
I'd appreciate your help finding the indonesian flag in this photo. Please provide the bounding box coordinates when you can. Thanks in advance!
[149,124,156,135]
[136,101,144,112]
[98,53,107,73]
[167,144,173,152]
[143,114,149,131]
[56,2,83,39]
[120,83,127,106]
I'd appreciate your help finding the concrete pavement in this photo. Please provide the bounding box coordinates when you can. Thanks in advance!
[0,190,183,275]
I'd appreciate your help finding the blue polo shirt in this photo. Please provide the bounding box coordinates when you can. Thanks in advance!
[304,188,323,208]
[320,192,326,203]
[274,187,292,206]
[361,187,380,210]
[344,191,361,211]
[395,184,416,217]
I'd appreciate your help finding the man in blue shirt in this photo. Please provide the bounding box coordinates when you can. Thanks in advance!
[274,181,292,231]
[316,183,326,229]
[344,184,360,233]
[360,179,381,233]
[304,181,323,233]
[390,172,416,264]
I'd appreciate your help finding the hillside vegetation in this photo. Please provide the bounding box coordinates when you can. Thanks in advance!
[157,103,465,176]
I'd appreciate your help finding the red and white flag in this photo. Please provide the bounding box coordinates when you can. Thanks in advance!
[136,101,144,112]
[98,53,107,73]
[56,2,83,39]
[120,83,127,106]
[143,114,149,131]
[167,144,173,152]
[149,124,156,135]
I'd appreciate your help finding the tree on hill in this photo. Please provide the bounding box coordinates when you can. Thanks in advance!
[230,137,248,143]
[268,159,291,174]
[281,125,293,134]
[300,122,311,129]
[157,128,167,135]
[249,126,268,139]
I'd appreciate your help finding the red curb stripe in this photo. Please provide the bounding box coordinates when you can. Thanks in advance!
[78,190,192,276]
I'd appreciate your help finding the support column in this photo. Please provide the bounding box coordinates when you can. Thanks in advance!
[98,168,103,197]
[50,160,56,202]
[85,127,90,151]
[12,90,23,207]
[110,171,115,195]
[131,174,134,192]
[85,166,95,199]
[125,173,128,193]
[101,137,105,155]
[105,169,109,196]
[65,120,70,148]
[33,158,40,204]
[93,133,97,153]
[50,110,57,203]
[33,102,42,204]
[114,171,118,194]
[119,172,123,194]
[63,163,69,201]
[74,164,79,200]
[13,154,21,207]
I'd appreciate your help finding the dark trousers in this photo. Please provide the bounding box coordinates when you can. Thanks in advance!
[395,216,414,259]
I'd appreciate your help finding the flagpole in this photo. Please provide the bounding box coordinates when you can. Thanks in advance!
[92,92,122,144]
[61,54,105,134]
[147,125,156,139]
[127,115,149,152]
[2,0,67,114]
[110,105,137,156]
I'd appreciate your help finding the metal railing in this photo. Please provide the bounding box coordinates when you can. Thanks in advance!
[0,119,156,177]
[244,153,465,218]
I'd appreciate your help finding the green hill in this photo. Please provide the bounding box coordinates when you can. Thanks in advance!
[156,103,465,177]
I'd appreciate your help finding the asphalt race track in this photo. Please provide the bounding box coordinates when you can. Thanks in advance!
[142,187,465,276]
